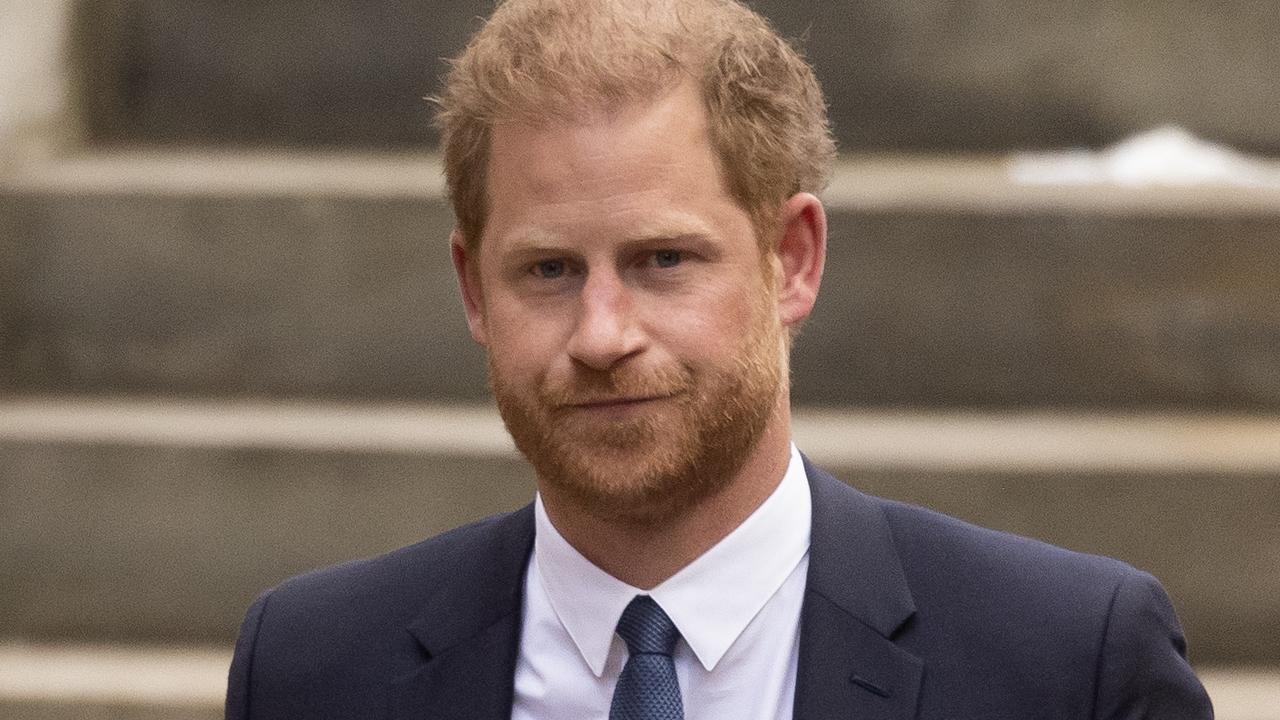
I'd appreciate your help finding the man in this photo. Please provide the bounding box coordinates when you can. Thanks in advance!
[226,0,1212,718]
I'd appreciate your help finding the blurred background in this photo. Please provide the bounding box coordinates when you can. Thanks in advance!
[2,0,1278,717]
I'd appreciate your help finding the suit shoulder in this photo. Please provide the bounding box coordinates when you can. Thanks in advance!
[870,494,1155,637]
[878,495,1137,588]
[877,495,1206,715]
[263,504,534,623]
[227,505,534,716]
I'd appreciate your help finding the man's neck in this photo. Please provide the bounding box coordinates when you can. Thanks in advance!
[539,414,794,589]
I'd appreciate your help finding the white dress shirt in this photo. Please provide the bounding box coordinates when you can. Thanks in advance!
[512,444,812,720]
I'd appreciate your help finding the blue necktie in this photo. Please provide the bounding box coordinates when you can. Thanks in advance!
[609,595,684,720]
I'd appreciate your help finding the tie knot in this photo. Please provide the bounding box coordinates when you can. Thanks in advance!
[615,596,681,656]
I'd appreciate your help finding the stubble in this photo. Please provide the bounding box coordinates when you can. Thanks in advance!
[490,299,785,525]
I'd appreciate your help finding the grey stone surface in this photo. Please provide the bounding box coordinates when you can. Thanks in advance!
[72,0,474,149]
[849,468,1280,667]
[1,438,1275,664]
[1,191,486,400]
[72,0,1280,153]
[809,209,1280,409]
[762,0,1280,154]
[0,440,536,643]
[0,195,22,374]
[4,190,1280,408]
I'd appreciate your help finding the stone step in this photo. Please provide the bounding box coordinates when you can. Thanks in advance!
[1,397,1278,666]
[0,642,1275,720]
[4,152,1280,409]
[72,0,1280,154]
[0,643,226,720]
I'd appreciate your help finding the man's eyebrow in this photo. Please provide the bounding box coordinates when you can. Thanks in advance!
[624,233,727,262]
[492,229,569,259]
[615,230,710,246]
[623,215,717,242]
[495,221,718,252]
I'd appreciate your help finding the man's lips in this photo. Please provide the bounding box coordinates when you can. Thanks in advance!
[565,395,666,409]
[558,391,681,410]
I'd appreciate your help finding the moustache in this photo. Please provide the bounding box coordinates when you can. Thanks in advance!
[541,365,694,408]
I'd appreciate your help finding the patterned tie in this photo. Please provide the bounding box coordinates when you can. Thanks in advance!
[609,595,685,720]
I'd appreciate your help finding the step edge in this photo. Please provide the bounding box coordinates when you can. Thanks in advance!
[6,150,1280,215]
[3,397,1279,474]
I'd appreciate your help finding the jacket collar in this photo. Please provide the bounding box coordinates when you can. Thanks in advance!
[794,456,923,719]
[386,459,923,720]
[389,505,535,720]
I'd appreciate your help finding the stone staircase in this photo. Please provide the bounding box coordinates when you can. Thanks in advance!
[3,1,1279,717]
[7,153,1280,409]
[71,0,1280,154]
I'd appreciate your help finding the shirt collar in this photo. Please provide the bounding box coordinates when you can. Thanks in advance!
[533,443,812,676]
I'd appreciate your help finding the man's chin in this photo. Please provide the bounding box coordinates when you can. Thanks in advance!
[527,424,762,524]
[539,457,711,525]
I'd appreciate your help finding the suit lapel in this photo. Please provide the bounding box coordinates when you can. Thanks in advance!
[795,459,923,720]
[382,462,922,720]
[389,506,535,720]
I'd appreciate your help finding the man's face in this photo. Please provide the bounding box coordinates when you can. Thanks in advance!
[455,82,788,524]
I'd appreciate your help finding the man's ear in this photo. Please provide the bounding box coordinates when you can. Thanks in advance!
[774,192,827,329]
[450,229,489,345]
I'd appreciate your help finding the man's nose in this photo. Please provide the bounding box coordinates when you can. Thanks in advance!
[566,270,645,370]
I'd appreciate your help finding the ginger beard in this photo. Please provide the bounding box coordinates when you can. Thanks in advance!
[489,278,786,525]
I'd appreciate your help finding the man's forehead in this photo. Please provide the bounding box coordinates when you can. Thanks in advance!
[481,84,732,242]
[487,81,710,157]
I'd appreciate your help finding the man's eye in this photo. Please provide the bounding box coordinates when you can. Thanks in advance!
[532,260,567,278]
[653,250,682,268]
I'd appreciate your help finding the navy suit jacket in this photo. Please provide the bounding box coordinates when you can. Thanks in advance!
[226,459,1212,719]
